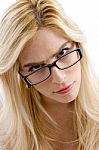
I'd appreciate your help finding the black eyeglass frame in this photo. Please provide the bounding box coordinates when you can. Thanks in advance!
[19,47,83,87]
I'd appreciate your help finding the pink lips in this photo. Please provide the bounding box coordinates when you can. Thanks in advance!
[55,82,74,94]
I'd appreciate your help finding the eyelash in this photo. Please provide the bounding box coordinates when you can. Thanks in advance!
[57,47,69,58]
[28,64,43,72]
[28,47,70,72]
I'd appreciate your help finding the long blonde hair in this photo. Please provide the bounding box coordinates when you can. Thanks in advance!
[0,0,99,149]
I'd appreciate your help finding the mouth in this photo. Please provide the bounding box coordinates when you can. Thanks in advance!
[54,82,75,95]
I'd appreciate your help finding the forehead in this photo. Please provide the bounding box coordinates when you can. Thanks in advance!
[19,28,67,68]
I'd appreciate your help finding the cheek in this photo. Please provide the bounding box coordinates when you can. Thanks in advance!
[33,62,81,94]
[68,62,81,82]
[74,62,81,82]
[33,81,50,94]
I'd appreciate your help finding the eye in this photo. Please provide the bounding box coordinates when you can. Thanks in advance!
[57,48,69,58]
[28,64,43,72]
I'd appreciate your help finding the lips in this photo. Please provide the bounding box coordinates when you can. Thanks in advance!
[55,82,74,94]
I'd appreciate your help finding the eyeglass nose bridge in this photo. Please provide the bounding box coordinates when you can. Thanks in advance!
[48,58,61,73]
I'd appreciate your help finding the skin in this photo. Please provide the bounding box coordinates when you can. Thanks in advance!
[19,28,81,149]
[19,27,81,105]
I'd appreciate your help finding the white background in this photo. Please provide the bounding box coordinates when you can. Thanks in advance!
[0,0,99,75]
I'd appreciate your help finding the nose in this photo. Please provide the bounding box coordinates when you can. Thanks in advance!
[51,66,66,84]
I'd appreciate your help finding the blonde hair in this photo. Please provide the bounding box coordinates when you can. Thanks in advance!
[0,0,99,149]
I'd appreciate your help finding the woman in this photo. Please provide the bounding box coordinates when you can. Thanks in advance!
[0,0,99,149]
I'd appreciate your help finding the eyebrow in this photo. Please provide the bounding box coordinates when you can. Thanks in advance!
[23,41,69,68]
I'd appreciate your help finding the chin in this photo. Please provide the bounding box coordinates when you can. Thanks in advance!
[52,89,79,104]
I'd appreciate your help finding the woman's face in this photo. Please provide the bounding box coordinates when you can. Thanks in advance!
[19,28,81,104]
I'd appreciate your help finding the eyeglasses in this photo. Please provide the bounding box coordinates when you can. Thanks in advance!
[19,41,83,87]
